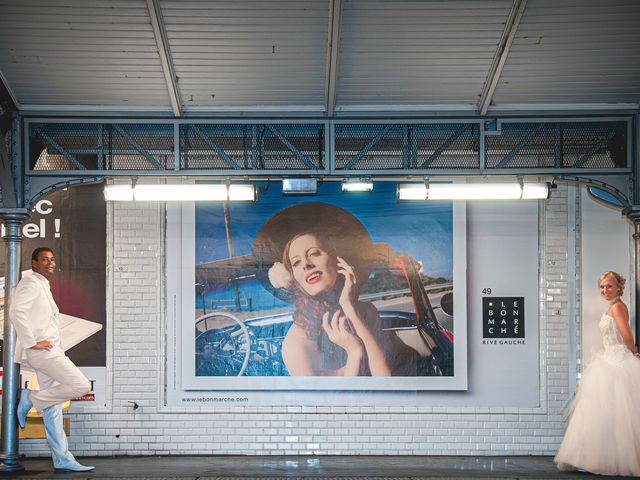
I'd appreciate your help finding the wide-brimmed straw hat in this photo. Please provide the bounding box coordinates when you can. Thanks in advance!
[252,202,381,302]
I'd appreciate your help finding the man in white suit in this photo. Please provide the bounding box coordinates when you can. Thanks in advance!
[11,247,94,473]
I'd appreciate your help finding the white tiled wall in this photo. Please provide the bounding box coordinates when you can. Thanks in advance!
[20,186,577,457]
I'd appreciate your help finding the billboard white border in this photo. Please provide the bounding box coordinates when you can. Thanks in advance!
[166,196,467,391]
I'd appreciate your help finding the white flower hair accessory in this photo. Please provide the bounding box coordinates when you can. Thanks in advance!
[268,262,293,289]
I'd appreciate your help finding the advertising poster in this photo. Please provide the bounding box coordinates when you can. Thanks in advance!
[166,180,467,392]
[0,183,107,409]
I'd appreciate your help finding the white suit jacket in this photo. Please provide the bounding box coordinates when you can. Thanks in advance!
[10,271,61,364]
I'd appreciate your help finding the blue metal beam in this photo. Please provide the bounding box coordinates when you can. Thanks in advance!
[402,126,409,169]
[251,125,258,170]
[0,125,16,207]
[554,124,562,169]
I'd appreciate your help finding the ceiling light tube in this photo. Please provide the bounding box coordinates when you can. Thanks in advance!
[104,184,256,202]
[521,183,550,200]
[104,184,134,201]
[397,184,428,200]
[228,184,257,201]
[428,183,523,200]
[397,182,549,201]
[133,184,228,201]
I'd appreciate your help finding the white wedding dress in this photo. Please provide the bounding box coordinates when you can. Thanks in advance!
[555,313,640,476]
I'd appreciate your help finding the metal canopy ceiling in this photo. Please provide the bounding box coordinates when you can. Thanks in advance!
[0,0,639,117]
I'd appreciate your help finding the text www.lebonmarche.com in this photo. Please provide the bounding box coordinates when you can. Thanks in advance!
[182,396,248,403]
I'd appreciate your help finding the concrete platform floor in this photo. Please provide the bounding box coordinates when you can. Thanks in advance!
[1,455,621,480]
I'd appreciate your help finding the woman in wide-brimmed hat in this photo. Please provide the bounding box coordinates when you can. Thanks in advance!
[253,202,394,376]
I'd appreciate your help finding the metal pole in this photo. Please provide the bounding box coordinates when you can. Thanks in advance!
[0,209,29,474]
[629,113,640,345]
[623,206,640,346]
[223,201,241,311]
[633,218,640,345]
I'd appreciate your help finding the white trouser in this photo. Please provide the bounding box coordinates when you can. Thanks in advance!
[24,347,91,412]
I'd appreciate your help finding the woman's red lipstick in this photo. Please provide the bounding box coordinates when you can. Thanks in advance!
[305,271,321,284]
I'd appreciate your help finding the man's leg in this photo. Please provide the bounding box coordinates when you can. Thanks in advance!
[30,356,94,472]
[41,404,94,472]
[24,351,90,412]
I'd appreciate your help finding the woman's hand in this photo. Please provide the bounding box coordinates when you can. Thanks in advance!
[322,310,363,356]
[322,310,364,376]
[337,256,358,314]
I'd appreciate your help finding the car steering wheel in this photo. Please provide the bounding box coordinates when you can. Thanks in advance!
[195,312,251,376]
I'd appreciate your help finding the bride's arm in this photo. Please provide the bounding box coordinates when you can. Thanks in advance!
[610,302,638,354]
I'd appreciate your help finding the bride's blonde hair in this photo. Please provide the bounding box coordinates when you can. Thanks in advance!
[598,271,626,294]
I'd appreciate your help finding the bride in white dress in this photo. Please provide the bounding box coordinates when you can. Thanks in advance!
[555,271,640,476]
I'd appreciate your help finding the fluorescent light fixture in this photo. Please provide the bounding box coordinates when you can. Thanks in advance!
[104,184,134,201]
[134,184,227,201]
[342,179,374,192]
[228,184,257,201]
[282,178,317,195]
[428,183,522,200]
[397,184,428,200]
[104,184,256,202]
[397,182,549,200]
[522,183,550,200]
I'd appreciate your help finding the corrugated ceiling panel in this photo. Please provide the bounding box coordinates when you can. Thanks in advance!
[0,0,171,109]
[335,0,514,110]
[162,0,328,109]
[493,0,640,106]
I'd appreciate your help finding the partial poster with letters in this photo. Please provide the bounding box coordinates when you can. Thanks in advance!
[0,184,107,408]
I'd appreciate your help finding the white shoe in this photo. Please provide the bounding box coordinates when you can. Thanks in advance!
[54,461,95,473]
[16,389,32,429]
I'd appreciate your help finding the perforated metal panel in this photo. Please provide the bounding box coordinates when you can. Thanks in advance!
[105,124,175,170]
[485,123,558,169]
[335,123,480,170]
[335,124,408,170]
[31,123,102,170]
[561,122,628,169]
[485,121,628,169]
[30,122,175,171]
[180,124,324,170]
[413,124,480,169]
[260,124,324,170]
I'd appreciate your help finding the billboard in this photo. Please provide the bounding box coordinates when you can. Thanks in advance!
[166,181,467,391]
